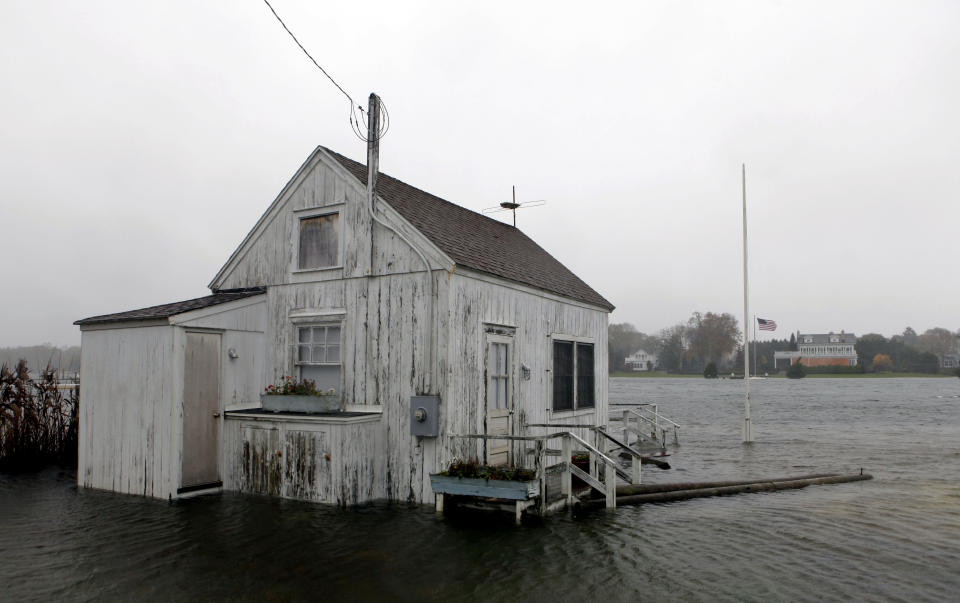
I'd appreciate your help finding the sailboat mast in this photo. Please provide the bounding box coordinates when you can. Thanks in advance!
[742,164,754,443]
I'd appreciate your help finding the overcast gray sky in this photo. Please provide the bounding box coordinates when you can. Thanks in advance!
[2,0,957,347]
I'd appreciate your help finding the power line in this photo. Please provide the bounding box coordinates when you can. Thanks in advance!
[261,0,388,142]
[262,0,354,106]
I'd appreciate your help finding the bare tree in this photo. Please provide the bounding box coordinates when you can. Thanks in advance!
[657,324,689,372]
[686,311,741,369]
[916,328,956,358]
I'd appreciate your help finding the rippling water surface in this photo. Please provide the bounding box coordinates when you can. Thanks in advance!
[3,377,959,601]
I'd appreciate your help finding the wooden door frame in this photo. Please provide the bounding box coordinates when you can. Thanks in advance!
[180,329,223,491]
[483,332,514,465]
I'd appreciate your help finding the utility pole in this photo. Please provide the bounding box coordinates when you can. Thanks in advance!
[363,92,435,395]
[742,164,753,443]
[366,93,380,207]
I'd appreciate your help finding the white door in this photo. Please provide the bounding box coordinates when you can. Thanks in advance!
[485,335,513,466]
[182,331,221,488]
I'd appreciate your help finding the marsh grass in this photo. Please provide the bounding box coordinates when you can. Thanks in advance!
[0,360,78,472]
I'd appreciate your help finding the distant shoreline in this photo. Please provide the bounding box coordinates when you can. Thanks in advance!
[610,371,956,379]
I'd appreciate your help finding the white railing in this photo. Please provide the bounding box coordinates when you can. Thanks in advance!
[447,431,625,511]
[637,403,681,440]
[524,422,642,487]
[610,405,680,448]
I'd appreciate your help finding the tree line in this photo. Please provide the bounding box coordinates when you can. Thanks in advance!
[855,327,958,373]
[0,345,80,376]
[610,312,743,374]
[610,319,959,375]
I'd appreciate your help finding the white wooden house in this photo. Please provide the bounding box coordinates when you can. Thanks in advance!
[625,349,657,371]
[75,145,614,505]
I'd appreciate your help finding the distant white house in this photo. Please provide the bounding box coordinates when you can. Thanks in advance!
[625,349,657,371]
[774,331,858,367]
[942,335,960,369]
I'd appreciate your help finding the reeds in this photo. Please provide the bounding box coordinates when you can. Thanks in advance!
[0,360,78,471]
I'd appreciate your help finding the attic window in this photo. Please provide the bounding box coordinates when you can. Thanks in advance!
[298,213,340,270]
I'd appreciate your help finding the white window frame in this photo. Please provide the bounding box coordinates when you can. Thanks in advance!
[549,334,596,416]
[292,205,344,273]
[291,320,343,398]
[486,334,513,412]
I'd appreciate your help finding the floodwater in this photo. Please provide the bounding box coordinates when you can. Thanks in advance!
[3,377,959,601]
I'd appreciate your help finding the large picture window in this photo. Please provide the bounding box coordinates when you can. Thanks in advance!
[295,324,341,398]
[552,340,594,411]
[298,213,340,270]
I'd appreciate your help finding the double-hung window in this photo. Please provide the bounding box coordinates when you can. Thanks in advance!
[298,212,340,270]
[295,324,341,398]
[552,340,595,411]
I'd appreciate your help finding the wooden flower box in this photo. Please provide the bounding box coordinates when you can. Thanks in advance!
[429,474,539,501]
[259,394,340,413]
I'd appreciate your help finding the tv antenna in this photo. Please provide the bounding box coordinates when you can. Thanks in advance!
[482,186,546,227]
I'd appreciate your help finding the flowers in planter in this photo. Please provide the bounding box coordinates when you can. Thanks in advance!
[441,458,535,482]
[263,376,334,397]
[570,451,592,488]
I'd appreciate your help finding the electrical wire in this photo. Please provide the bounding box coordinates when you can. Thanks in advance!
[262,0,388,143]
[351,97,389,142]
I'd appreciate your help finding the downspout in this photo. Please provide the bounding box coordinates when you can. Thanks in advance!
[365,93,434,395]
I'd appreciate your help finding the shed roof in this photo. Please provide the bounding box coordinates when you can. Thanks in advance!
[75,288,265,326]
[321,147,614,311]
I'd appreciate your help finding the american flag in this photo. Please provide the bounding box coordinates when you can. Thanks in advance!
[757,318,777,331]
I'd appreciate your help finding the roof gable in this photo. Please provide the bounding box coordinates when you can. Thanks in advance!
[208,147,451,291]
[322,147,614,311]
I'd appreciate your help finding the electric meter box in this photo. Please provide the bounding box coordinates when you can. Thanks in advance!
[410,395,440,437]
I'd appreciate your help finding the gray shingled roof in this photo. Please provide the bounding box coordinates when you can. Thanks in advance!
[75,288,265,326]
[323,147,614,311]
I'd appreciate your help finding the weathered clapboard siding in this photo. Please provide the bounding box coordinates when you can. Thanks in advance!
[79,325,178,499]
[173,297,267,409]
[78,298,267,500]
[81,144,613,508]
[433,268,609,489]
[222,414,385,505]
[87,145,607,507]
[260,275,437,497]
[207,148,462,503]
[211,153,365,289]
[210,151,450,505]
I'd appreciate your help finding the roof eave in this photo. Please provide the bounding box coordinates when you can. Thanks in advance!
[454,265,614,313]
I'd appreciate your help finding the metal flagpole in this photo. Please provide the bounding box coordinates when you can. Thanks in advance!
[742,164,753,443]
